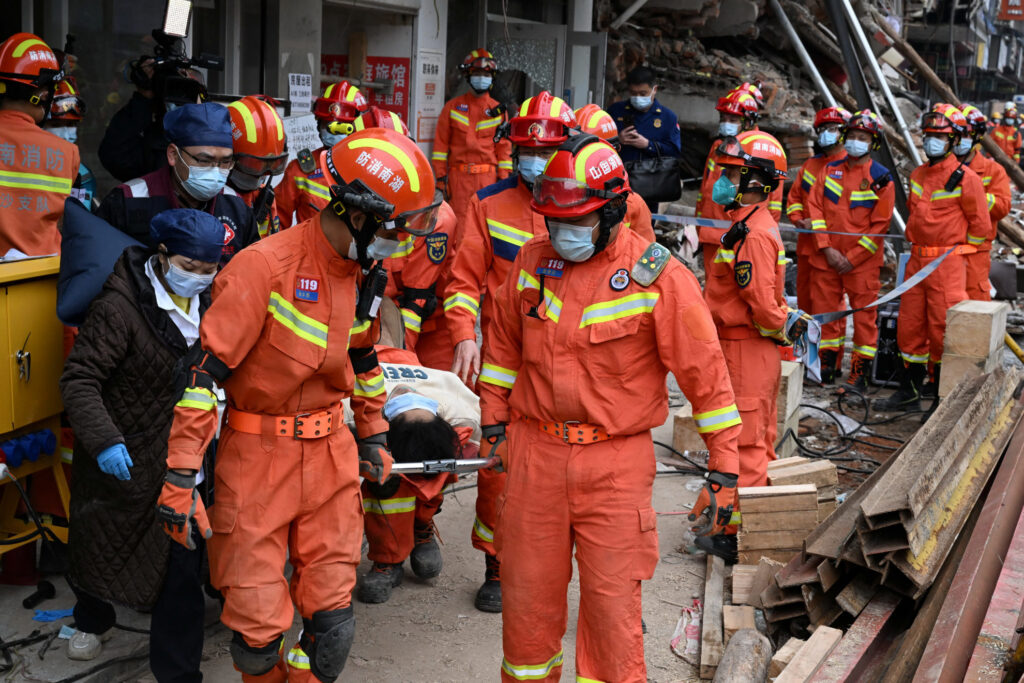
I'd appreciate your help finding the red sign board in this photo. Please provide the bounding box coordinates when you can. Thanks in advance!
[321,54,411,121]
[999,0,1024,22]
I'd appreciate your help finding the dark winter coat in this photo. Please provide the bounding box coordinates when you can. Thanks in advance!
[60,246,210,609]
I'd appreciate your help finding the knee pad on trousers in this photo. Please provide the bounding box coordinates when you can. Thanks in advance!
[299,606,355,683]
[230,631,283,676]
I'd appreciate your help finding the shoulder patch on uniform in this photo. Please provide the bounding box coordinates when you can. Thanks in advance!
[734,260,752,288]
[476,174,518,201]
[425,233,448,264]
[632,242,670,287]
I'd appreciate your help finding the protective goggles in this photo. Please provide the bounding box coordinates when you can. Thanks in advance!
[386,189,444,236]
[233,152,288,177]
[920,112,953,132]
[51,94,86,118]
[327,121,356,136]
[533,175,619,208]
[509,118,567,144]
[715,137,779,177]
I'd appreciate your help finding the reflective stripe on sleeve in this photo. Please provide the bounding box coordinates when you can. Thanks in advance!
[987,193,996,211]
[268,292,329,348]
[852,344,877,358]
[786,202,804,216]
[479,363,517,389]
[858,236,879,254]
[444,292,481,316]
[578,292,660,328]
[176,387,218,411]
[401,307,422,333]
[293,176,331,202]
[810,218,827,231]
[498,160,514,170]
[777,249,789,265]
[472,515,495,542]
[693,404,742,433]
[910,180,923,197]
[354,371,386,397]
[769,200,782,212]
[363,496,417,514]
[501,652,564,680]
[967,233,986,246]
[713,248,735,263]
[431,151,449,161]
[901,351,929,364]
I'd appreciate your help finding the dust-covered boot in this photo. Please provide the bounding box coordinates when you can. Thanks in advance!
[873,363,925,412]
[410,522,442,579]
[474,554,502,613]
[921,364,940,398]
[845,356,870,392]
[819,350,838,384]
[356,562,404,604]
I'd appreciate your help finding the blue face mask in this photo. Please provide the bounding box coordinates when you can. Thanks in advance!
[518,155,548,184]
[844,138,870,158]
[817,129,840,148]
[320,129,347,149]
[469,75,492,92]
[548,220,596,262]
[954,137,973,156]
[719,121,740,138]
[164,262,214,298]
[712,174,738,206]
[630,95,653,111]
[923,136,949,159]
[384,391,440,421]
[176,151,229,201]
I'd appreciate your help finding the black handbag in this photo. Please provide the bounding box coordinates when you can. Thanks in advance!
[625,149,682,203]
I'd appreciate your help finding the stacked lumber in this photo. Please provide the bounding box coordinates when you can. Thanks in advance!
[737,484,816,564]
[938,300,1009,397]
[767,457,839,522]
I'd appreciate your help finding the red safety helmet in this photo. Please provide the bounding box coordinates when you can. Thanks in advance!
[228,96,288,177]
[319,128,441,235]
[0,33,63,102]
[50,79,85,121]
[731,82,765,109]
[960,103,988,138]
[813,106,851,130]
[459,48,497,74]
[845,109,883,150]
[531,135,628,219]
[716,90,759,125]
[353,106,410,136]
[713,130,788,193]
[313,80,368,126]
[921,104,965,138]
[508,91,577,147]
[1004,104,1018,119]
[574,104,618,142]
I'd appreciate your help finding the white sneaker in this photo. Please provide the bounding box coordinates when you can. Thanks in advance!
[67,629,111,661]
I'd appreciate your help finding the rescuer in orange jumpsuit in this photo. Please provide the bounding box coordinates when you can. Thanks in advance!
[703,131,811,498]
[478,133,742,683]
[957,104,1012,302]
[786,106,850,311]
[806,110,896,390]
[876,106,991,411]
[275,80,368,228]
[992,103,1022,163]
[227,95,288,238]
[695,88,783,275]
[431,49,513,226]
[0,33,79,256]
[158,128,442,683]
[356,345,479,604]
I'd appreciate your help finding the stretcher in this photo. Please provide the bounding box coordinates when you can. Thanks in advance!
[390,456,499,475]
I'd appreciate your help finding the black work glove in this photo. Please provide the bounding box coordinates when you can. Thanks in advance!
[481,424,507,473]
[358,434,393,483]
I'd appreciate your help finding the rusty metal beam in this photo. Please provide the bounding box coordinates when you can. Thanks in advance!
[810,590,902,682]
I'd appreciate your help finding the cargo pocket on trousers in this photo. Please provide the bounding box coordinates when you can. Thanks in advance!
[209,502,237,535]
[630,507,660,580]
[737,397,767,448]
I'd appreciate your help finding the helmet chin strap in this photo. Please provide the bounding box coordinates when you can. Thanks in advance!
[334,203,380,267]
[592,198,628,256]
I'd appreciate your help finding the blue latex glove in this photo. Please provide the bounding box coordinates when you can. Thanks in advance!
[97,444,133,480]
[33,608,74,622]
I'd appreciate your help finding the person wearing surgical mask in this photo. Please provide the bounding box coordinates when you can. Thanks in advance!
[59,208,224,678]
[96,102,260,267]
[993,104,1023,164]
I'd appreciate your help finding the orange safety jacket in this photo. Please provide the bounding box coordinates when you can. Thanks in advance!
[430,92,513,182]
[786,149,847,258]
[478,227,742,475]
[906,154,990,250]
[274,148,331,229]
[992,124,1022,163]
[966,151,1012,251]
[165,212,388,471]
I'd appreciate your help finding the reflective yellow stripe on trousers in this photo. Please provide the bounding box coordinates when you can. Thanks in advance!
[501,651,564,680]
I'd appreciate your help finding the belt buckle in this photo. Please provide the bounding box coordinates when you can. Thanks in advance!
[294,409,332,439]
[562,420,581,443]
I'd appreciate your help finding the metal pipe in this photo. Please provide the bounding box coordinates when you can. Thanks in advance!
[390,457,499,475]
[769,0,836,108]
[840,0,922,166]
[610,0,650,30]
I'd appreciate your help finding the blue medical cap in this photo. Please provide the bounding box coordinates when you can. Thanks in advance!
[150,209,226,263]
[164,103,233,149]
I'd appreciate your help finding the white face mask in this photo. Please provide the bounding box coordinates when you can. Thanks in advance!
[348,235,401,261]
[548,220,597,262]
[49,125,78,145]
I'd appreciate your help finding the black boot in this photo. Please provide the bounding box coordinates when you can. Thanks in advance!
[921,364,940,398]
[873,363,925,412]
[845,356,870,392]
[819,350,838,384]
[356,562,404,604]
[694,534,738,565]
[474,554,502,613]
[410,522,442,579]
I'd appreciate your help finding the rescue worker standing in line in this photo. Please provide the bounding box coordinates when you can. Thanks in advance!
[479,134,742,683]
[876,106,990,411]
[993,103,1022,164]
[158,128,442,682]
[275,80,368,228]
[703,132,811,528]
[226,96,289,238]
[786,106,850,311]
[0,32,79,256]
[431,50,513,228]
[806,110,895,390]
[957,104,1011,302]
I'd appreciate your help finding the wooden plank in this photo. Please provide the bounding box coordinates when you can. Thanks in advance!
[768,456,811,471]
[836,574,879,617]
[938,353,998,399]
[778,360,804,422]
[802,583,843,627]
[700,554,726,680]
[741,509,820,532]
[817,560,843,592]
[739,548,801,565]
[817,485,838,502]
[768,461,839,489]
[818,499,838,523]
[739,484,819,513]
[739,529,809,550]
[731,565,757,605]
[771,638,806,678]
[777,554,825,588]
[748,557,784,609]
[810,590,902,682]
[942,300,1009,360]
[776,625,844,682]
[722,605,756,646]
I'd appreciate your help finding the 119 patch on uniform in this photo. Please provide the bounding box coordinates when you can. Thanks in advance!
[426,233,448,264]
[295,276,320,302]
[734,261,752,288]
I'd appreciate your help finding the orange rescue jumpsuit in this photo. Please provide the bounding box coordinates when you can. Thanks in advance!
[237,187,281,238]
[479,228,741,683]
[992,124,1022,163]
[0,110,80,255]
[899,155,991,367]
[444,176,654,558]
[806,157,895,364]
[786,149,846,310]
[274,149,331,229]
[964,151,1011,300]
[165,213,387,682]
[703,204,789,487]
[431,91,513,227]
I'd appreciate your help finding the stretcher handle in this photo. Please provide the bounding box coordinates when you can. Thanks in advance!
[390,456,500,475]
